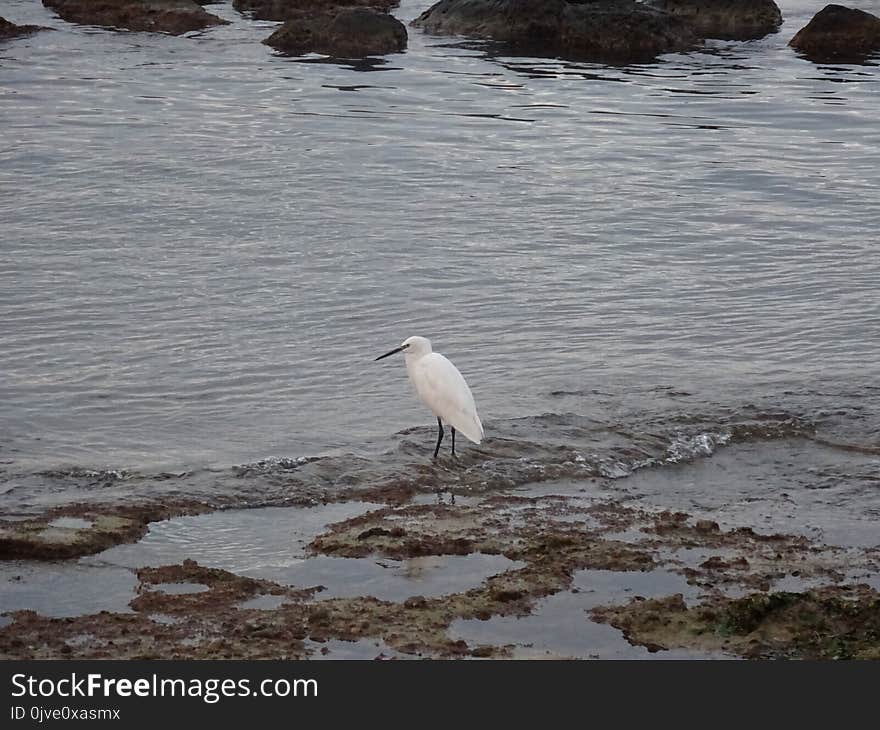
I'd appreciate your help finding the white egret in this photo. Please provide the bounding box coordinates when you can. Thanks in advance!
[375,336,484,459]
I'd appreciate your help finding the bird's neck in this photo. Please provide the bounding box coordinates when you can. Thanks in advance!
[403,351,428,369]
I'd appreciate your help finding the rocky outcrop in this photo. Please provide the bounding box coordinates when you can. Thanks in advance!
[41,0,229,35]
[411,0,697,63]
[789,4,880,62]
[234,0,398,21]
[646,0,782,41]
[264,6,407,56]
[0,16,45,40]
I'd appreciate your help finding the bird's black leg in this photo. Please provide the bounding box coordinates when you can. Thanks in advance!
[451,427,456,457]
[433,417,444,459]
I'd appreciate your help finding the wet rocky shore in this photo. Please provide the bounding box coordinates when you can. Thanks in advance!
[2,423,878,659]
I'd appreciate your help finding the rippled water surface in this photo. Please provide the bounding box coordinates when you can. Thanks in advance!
[2,1,879,525]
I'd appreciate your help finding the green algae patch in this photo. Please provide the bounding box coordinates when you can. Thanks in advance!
[591,585,880,659]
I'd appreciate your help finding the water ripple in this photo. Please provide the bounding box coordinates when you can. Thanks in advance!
[1,0,878,474]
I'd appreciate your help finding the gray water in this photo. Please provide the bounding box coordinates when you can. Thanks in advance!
[1,0,879,533]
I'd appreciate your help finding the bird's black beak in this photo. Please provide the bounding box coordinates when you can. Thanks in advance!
[375,345,406,361]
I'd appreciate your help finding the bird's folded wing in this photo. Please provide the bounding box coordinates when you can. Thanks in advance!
[413,354,484,443]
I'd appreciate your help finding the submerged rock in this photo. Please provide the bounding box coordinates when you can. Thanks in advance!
[789,4,880,63]
[234,0,398,21]
[646,0,782,41]
[0,16,45,40]
[41,0,229,35]
[264,6,407,56]
[411,0,697,63]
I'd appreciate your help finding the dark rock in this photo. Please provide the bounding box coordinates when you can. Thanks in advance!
[694,519,720,533]
[491,588,524,602]
[42,0,229,35]
[789,4,880,63]
[700,555,750,570]
[646,0,782,41]
[0,16,45,40]
[411,0,698,63]
[234,0,399,21]
[470,644,496,657]
[357,526,405,539]
[264,6,407,56]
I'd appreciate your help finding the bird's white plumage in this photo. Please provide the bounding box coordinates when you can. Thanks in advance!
[406,351,484,444]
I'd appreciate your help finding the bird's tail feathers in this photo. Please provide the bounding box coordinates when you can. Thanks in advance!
[452,414,484,445]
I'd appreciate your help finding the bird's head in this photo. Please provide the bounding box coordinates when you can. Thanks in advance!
[375,335,432,361]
